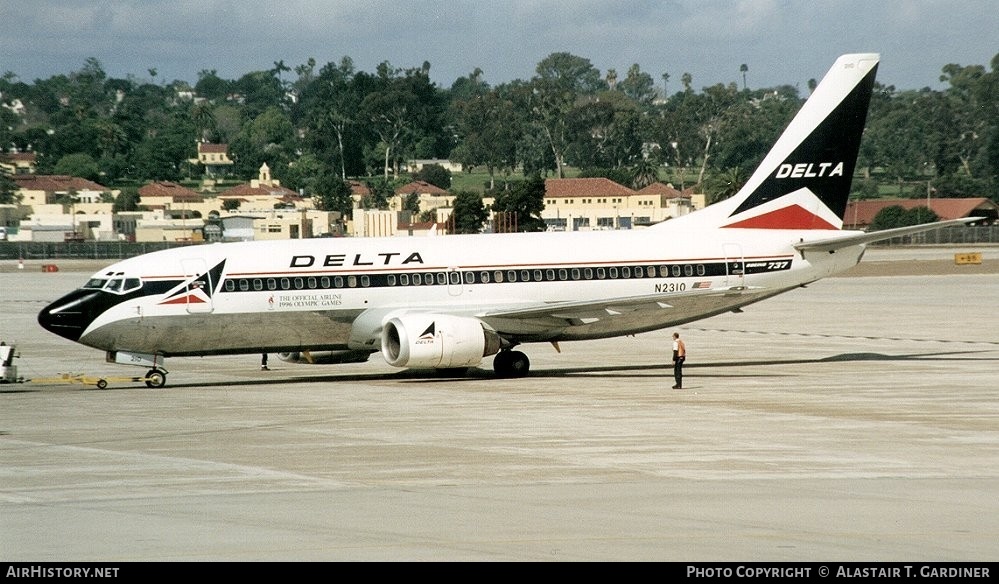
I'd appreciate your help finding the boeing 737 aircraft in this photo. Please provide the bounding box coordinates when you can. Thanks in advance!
[38,54,974,387]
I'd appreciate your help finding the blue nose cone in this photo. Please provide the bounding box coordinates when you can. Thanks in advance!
[37,289,102,343]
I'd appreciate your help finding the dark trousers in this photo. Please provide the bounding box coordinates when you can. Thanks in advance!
[673,356,684,387]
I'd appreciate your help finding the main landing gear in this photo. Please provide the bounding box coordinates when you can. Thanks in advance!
[493,349,530,378]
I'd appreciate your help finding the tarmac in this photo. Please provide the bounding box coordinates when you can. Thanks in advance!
[1,247,998,561]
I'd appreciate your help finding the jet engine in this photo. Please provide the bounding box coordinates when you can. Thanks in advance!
[381,314,501,369]
[277,350,373,364]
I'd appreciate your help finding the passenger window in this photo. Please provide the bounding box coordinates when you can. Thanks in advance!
[253,279,263,291]
[671,265,681,277]
[281,278,290,290]
[348,276,357,288]
[494,271,503,283]
[360,275,370,287]
[684,265,694,277]
[480,272,491,284]
[239,279,250,291]
[609,268,618,279]
[400,274,410,286]
[267,278,277,291]
[696,264,706,276]
[308,277,317,289]
[387,275,397,286]
[224,280,235,292]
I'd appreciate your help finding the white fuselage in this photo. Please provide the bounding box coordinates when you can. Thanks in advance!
[64,224,864,357]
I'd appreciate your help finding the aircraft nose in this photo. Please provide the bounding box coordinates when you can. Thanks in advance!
[37,290,101,343]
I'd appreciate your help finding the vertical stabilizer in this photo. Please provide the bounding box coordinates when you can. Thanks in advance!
[695,54,879,231]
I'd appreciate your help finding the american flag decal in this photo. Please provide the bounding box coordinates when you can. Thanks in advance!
[693,281,712,289]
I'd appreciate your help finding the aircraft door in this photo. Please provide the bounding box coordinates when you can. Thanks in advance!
[181,258,215,313]
[446,267,464,297]
[722,243,745,288]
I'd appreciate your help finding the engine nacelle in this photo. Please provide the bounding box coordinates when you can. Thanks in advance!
[277,350,372,364]
[381,314,501,369]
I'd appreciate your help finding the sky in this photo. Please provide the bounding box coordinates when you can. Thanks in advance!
[1,0,996,93]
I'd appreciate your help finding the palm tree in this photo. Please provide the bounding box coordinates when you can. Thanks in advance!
[740,64,748,90]
[708,166,747,204]
[630,157,660,190]
[192,102,217,142]
[272,60,291,88]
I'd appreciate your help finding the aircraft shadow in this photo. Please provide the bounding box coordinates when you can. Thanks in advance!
[6,349,993,392]
[173,348,995,388]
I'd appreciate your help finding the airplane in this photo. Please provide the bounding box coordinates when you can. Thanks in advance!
[38,53,976,387]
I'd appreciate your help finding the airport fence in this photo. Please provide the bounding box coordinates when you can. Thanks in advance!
[872,225,999,246]
[1,225,998,261]
[0,240,201,261]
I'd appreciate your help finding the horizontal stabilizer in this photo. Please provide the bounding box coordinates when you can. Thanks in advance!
[794,218,982,253]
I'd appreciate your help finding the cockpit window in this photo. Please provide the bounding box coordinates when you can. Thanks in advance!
[87,272,142,295]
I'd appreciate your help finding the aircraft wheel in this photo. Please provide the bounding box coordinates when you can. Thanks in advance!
[145,369,166,388]
[494,350,530,378]
[96,379,108,390]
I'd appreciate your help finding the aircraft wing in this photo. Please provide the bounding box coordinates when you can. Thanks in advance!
[477,284,766,331]
[794,218,981,253]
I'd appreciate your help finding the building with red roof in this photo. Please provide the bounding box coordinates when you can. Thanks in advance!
[542,178,696,231]
[843,198,998,229]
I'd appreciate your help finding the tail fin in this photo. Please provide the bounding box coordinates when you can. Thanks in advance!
[701,54,879,231]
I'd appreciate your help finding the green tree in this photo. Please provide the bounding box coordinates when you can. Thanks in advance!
[491,175,546,232]
[869,205,939,230]
[629,157,660,190]
[232,70,285,118]
[112,187,141,212]
[0,174,21,204]
[450,83,522,188]
[567,91,641,169]
[704,166,747,204]
[618,64,657,105]
[535,52,606,95]
[413,163,451,189]
[361,178,394,210]
[53,153,100,181]
[450,190,488,234]
[194,69,230,100]
[191,101,218,142]
[402,192,420,215]
[311,166,353,220]
[298,56,362,179]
